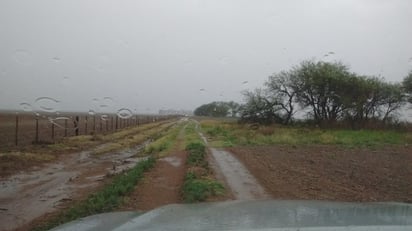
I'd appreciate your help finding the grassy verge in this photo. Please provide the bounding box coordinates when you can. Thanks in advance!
[182,142,224,203]
[143,123,183,156]
[200,119,412,148]
[92,122,176,155]
[31,157,156,231]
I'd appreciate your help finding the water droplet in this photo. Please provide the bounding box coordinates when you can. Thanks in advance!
[101,114,109,121]
[62,76,70,85]
[199,88,205,91]
[19,102,33,112]
[48,116,78,129]
[219,57,229,65]
[88,110,96,115]
[242,81,248,84]
[53,56,61,62]
[34,97,60,113]
[408,57,412,65]
[117,108,133,119]
[328,51,335,55]
[101,97,114,107]
[13,50,31,66]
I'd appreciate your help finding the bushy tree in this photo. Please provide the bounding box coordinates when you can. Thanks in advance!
[265,71,296,124]
[290,61,352,124]
[403,71,412,103]
[194,101,240,117]
[239,89,283,124]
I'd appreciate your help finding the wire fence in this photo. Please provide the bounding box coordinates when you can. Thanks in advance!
[0,113,174,150]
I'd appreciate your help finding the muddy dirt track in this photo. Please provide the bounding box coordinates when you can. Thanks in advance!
[0,141,150,231]
[229,145,412,203]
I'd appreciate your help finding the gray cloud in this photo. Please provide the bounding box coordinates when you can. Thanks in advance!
[1,0,411,114]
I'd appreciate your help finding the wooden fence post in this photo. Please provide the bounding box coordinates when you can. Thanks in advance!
[35,116,39,143]
[15,114,18,146]
[111,116,114,130]
[93,116,96,133]
[74,116,79,136]
[64,119,68,137]
[85,116,88,134]
[51,123,55,140]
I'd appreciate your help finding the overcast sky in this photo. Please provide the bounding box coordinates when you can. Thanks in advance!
[1,0,412,115]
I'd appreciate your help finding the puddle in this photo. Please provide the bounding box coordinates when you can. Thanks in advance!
[161,156,182,167]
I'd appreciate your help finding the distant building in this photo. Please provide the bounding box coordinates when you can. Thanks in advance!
[158,109,193,116]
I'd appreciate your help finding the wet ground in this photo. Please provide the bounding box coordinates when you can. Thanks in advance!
[198,128,269,200]
[229,145,412,202]
[0,141,150,231]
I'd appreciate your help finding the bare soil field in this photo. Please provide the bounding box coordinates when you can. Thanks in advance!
[229,145,412,203]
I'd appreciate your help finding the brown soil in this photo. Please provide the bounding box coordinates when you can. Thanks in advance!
[120,151,188,211]
[229,145,412,203]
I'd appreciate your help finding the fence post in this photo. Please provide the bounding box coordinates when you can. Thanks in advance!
[111,116,114,130]
[15,114,19,146]
[115,116,118,130]
[93,115,96,133]
[35,116,39,143]
[75,116,79,136]
[99,117,102,132]
[64,119,68,137]
[85,116,88,134]
[106,119,108,131]
[51,123,55,140]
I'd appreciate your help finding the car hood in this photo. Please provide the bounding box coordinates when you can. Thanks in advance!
[51,200,412,231]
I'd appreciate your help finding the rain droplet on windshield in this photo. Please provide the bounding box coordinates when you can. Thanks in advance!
[199,88,205,91]
[34,97,60,113]
[88,109,96,115]
[62,76,70,85]
[117,108,133,119]
[52,56,61,62]
[48,117,71,129]
[13,50,31,66]
[242,81,248,84]
[101,114,109,121]
[19,102,33,112]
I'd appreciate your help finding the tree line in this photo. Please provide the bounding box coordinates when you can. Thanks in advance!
[240,60,412,128]
[194,60,412,129]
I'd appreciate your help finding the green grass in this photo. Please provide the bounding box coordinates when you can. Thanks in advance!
[182,141,224,202]
[143,123,183,156]
[31,157,156,231]
[200,119,412,148]
[182,172,224,203]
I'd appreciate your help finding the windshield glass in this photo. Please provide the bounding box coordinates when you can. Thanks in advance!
[0,1,411,230]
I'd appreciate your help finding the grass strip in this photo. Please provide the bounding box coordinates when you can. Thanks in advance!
[200,119,412,148]
[31,157,156,231]
[182,141,224,203]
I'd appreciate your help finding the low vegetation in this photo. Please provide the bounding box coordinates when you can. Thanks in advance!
[182,141,224,202]
[201,119,412,148]
[32,157,156,231]
[143,123,182,156]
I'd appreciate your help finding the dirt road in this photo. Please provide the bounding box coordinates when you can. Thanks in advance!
[0,141,150,231]
[197,129,269,200]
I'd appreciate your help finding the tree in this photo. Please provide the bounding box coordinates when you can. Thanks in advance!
[403,71,412,103]
[226,101,241,117]
[194,101,231,117]
[290,61,352,124]
[239,89,283,124]
[265,70,296,124]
